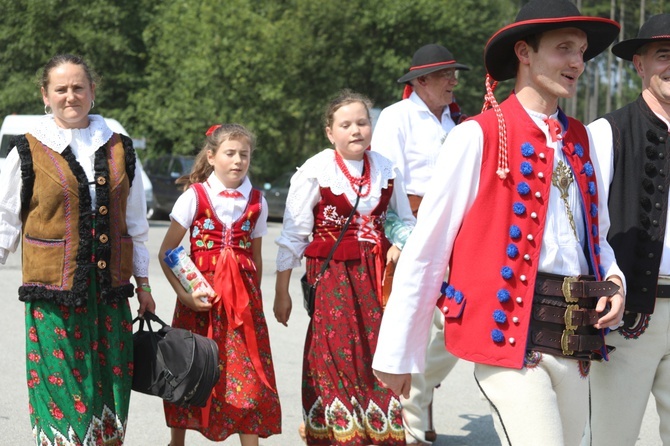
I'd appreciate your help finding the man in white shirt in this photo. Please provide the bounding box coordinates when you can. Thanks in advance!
[371,43,469,445]
[372,1,626,444]
[586,14,670,446]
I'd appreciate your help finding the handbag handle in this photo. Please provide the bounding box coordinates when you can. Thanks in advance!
[313,184,362,285]
[132,311,169,332]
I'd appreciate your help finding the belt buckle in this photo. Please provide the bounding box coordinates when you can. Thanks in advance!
[564,304,578,330]
[561,329,575,356]
[562,276,579,303]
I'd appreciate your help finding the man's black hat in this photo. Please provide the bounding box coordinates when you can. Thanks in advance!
[484,0,620,81]
[612,14,670,61]
[397,44,469,84]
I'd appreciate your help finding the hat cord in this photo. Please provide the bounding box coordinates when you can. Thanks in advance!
[482,74,509,179]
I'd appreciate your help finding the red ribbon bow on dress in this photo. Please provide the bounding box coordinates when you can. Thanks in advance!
[212,248,274,391]
[220,190,243,198]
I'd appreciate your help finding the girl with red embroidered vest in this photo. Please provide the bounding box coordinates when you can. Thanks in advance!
[274,90,415,446]
[158,124,280,446]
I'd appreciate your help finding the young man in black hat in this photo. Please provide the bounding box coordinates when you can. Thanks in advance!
[371,43,469,445]
[587,13,670,446]
[372,0,625,444]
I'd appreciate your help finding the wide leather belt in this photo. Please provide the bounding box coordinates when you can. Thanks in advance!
[657,284,670,298]
[535,272,619,302]
[529,273,616,361]
[533,304,600,328]
[530,330,603,356]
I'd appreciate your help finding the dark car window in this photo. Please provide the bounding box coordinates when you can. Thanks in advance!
[170,159,183,178]
[153,157,169,175]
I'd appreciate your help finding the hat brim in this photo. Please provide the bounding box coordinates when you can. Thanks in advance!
[485,17,620,81]
[612,37,670,61]
[397,62,470,84]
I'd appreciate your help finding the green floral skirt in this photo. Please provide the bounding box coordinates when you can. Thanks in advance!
[25,281,133,445]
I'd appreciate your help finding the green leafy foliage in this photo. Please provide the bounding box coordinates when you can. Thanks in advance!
[0,0,655,181]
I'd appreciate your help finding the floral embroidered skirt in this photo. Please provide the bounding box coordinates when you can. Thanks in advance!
[25,285,133,445]
[303,244,405,445]
[164,270,281,440]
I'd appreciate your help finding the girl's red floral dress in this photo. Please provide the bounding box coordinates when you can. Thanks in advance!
[164,183,281,441]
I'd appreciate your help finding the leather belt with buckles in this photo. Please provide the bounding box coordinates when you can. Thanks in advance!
[535,272,619,302]
[529,273,615,359]
[532,304,600,329]
[530,330,603,357]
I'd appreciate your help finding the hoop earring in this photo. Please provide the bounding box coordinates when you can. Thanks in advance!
[91,100,95,110]
[44,104,52,115]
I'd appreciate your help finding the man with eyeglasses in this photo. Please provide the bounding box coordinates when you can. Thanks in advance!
[371,43,469,445]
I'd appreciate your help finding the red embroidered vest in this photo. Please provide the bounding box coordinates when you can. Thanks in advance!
[304,184,393,260]
[189,183,262,273]
[440,93,604,369]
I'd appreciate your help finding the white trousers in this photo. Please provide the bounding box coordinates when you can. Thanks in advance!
[402,309,458,444]
[584,299,670,446]
[475,354,589,446]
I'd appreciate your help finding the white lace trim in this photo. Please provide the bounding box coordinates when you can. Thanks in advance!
[276,247,301,272]
[298,149,396,200]
[29,115,113,152]
[133,243,150,277]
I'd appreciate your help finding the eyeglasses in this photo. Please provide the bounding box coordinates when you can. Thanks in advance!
[432,69,459,81]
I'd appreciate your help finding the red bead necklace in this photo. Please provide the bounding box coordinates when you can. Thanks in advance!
[335,151,371,197]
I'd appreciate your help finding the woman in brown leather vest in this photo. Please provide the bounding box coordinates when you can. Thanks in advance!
[0,54,155,445]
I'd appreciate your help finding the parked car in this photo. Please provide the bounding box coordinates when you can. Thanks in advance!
[0,114,155,219]
[143,155,195,219]
[263,170,294,220]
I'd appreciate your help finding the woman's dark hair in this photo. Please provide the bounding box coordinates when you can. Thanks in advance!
[40,54,99,90]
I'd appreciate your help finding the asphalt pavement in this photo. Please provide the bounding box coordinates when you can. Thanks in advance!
[0,221,662,445]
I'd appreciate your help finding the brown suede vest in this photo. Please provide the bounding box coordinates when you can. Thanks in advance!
[15,132,136,306]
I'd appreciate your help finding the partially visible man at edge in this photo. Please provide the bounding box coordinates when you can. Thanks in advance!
[586,13,670,446]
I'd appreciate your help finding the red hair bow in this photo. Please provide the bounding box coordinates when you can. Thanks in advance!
[206,124,222,136]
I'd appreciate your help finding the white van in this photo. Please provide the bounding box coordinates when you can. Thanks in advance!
[0,115,154,216]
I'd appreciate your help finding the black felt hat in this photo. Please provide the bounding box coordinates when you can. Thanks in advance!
[612,14,670,61]
[397,44,470,84]
[484,0,620,81]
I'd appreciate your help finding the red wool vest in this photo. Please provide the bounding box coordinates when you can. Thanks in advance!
[440,94,604,369]
[189,183,262,273]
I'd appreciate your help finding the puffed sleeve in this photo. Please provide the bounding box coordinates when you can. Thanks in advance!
[275,166,321,271]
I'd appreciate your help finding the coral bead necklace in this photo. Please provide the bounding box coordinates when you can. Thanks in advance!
[334,150,371,197]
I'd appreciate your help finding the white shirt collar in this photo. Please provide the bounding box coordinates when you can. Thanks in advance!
[408,91,452,120]
[206,172,251,198]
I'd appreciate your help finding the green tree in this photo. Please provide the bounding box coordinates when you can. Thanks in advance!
[0,0,150,128]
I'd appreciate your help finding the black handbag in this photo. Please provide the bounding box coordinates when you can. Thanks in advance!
[301,188,361,317]
[132,311,221,407]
